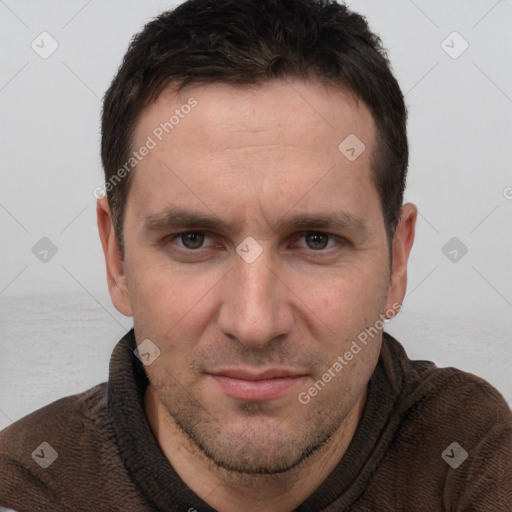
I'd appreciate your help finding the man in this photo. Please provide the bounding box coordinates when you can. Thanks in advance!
[1,0,511,510]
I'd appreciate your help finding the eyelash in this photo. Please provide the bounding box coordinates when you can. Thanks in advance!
[163,231,346,254]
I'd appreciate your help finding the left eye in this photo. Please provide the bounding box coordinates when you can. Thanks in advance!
[296,232,337,251]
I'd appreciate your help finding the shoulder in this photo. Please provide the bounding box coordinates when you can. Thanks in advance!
[405,363,512,470]
[407,360,511,428]
[380,331,512,476]
[0,383,108,509]
[372,334,512,507]
[0,382,108,452]
[410,367,512,506]
[382,332,511,428]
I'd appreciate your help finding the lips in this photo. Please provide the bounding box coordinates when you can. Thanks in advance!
[212,368,303,380]
[207,368,306,401]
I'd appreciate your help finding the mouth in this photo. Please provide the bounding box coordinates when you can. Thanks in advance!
[206,368,307,402]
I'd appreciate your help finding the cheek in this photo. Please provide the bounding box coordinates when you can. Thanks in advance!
[309,263,388,327]
[125,251,225,346]
[293,266,388,375]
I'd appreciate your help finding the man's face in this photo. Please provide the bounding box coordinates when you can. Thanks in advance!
[110,80,401,473]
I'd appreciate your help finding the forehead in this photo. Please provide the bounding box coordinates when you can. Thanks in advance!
[136,79,373,150]
[128,80,379,229]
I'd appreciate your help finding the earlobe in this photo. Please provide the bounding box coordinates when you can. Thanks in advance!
[96,198,133,317]
[385,203,417,315]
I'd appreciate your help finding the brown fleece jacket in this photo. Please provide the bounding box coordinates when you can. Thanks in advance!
[0,330,511,511]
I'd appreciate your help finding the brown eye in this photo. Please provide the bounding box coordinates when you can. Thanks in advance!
[180,232,205,249]
[304,232,330,250]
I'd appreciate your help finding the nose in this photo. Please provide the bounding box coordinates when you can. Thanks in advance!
[217,248,294,349]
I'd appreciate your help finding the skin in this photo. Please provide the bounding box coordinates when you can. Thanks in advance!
[97,79,416,512]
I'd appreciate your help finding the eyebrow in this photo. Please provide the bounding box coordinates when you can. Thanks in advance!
[143,207,369,237]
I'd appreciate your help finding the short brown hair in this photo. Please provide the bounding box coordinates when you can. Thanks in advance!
[101,0,408,255]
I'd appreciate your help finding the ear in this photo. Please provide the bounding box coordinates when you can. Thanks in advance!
[96,197,133,317]
[384,203,417,317]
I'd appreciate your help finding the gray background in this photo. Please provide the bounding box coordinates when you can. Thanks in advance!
[1,0,511,430]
